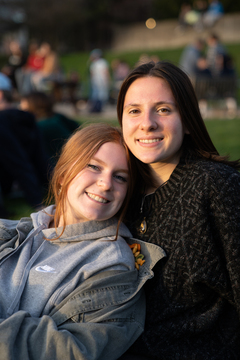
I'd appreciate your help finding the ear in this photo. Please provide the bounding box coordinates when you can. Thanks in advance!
[59,176,64,185]
[185,128,190,135]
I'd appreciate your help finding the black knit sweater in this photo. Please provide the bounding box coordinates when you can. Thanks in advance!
[126,153,240,359]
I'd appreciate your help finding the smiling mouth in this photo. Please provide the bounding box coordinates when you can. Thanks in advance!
[138,138,163,144]
[86,192,109,203]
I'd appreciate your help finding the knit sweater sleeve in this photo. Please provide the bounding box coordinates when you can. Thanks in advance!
[206,164,240,314]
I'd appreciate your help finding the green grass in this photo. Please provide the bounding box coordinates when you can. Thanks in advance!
[205,118,240,160]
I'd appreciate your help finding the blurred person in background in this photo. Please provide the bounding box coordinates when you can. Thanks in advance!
[31,42,61,92]
[202,0,224,28]
[1,40,27,92]
[0,73,50,212]
[179,38,205,78]
[177,1,208,31]
[15,40,45,95]
[110,59,130,103]
[206,33,226,76]
[88,49,110,113]
[20,91,79,165]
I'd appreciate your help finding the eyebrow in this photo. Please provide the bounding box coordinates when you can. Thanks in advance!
[91,156,129,174]
[123,101,176,109]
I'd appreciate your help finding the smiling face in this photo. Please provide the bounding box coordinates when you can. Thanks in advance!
[122,76,188,182]
[59,142,129,226]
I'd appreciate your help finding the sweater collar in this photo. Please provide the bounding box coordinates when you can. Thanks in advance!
[144,148,197,203]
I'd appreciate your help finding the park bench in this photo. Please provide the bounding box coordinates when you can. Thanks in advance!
[191,75,238,118]
[51,78,80,105]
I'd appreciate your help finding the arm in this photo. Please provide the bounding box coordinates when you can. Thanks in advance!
[209,169,240,313]
[0,270,145,360]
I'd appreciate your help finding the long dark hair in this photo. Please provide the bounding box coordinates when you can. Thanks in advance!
[117,61,240,169]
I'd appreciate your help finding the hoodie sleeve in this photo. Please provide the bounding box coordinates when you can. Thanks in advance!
[0,270,146,360]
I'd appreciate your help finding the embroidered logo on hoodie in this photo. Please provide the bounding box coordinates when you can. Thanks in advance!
[35,265,57,273]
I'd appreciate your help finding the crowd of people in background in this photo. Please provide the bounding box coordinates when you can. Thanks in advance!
[0,16,238,217]
[0,46,80,217]
[179,33,236,78]
[179,32,237,117]
[0,39,134,218]
[177,0,224,32]
[2,40,61,95]
[2,27,236,118]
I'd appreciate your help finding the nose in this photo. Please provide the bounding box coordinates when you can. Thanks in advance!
[97,173,112,190]
[139,110,158,132]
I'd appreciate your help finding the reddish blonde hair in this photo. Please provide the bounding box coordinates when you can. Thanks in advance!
[47,123,137,238]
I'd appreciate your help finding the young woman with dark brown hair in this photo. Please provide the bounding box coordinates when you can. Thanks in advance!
[117,61,240,360]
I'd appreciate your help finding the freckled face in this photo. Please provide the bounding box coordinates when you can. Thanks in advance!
[59,142,129,226]
[122,76,188,167]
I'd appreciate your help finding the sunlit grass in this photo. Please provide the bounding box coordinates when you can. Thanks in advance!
[205,118,240,160]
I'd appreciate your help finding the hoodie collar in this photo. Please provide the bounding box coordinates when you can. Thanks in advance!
[30,205,132,242]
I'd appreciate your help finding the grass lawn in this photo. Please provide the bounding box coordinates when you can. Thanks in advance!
[205,118,240,160]
[4,117,240,220]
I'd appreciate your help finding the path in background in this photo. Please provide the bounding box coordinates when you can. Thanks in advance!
[54,102,118,121]
[112,13,240,52]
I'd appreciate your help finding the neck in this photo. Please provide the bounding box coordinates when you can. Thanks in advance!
[153,161,177,182]
[147,157,180,194]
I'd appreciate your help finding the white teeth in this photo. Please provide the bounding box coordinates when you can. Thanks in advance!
[87,193,108,203]
[139,138,162,143]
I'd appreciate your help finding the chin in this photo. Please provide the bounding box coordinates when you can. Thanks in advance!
[138,156,159,164]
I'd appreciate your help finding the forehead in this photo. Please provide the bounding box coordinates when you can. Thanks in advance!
[94,142,128,164]
[124,76,174,104]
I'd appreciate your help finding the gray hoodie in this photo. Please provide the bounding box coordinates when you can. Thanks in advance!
[0,206,166,360]
[0,205,134,318]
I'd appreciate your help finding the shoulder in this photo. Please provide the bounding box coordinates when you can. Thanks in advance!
[0,216,33,241]
[0,108,32,120]
[0,218,19,240]
[190,159,239,182]
[182,158,240,199]
[37,114,59,127]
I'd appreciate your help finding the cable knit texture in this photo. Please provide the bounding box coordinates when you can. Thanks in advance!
[125,152,240,359]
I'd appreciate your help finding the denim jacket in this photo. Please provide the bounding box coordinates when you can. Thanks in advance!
[0,215,166,360]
